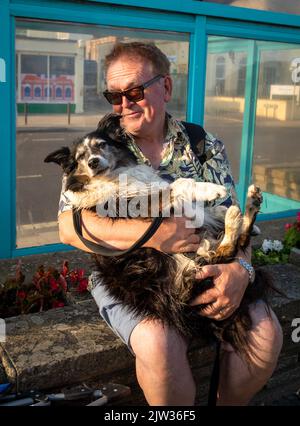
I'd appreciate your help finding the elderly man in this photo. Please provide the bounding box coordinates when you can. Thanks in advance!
[58,42,282,406]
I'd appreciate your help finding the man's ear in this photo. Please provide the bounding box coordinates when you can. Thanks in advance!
[44,147,73,172]
[164,75,172,103]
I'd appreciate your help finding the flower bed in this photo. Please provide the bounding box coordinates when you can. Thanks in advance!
[0,260,89,318]
[252,212,300,266]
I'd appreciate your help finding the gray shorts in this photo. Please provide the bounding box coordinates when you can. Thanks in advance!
[89,272,142,354]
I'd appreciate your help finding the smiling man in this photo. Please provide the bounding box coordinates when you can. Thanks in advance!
[58,42,282,406]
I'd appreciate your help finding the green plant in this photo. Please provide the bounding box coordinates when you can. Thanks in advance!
[252,212,300,266]
[0,260,88,318]
[283,212,300,250]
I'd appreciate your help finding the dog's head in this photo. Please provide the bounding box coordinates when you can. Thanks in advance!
[44,114,135,192]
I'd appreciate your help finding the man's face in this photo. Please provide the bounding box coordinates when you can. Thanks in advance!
[106,56,172,137]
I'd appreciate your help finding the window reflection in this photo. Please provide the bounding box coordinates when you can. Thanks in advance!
[15,19,189,248]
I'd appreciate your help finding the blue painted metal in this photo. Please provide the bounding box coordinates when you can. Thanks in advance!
[0,0,12,259]
[10,0,194,33]
[12,243,75,258]
[237,40,259,212]
[10,18,17,256]
[187,15,207,125]
[257,209,300,222]
[260,192,300,215]
[86,0,300,28]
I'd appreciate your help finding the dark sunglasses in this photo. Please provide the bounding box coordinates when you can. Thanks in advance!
[103,74,164,105]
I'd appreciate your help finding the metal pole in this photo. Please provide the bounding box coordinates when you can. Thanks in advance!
[67,102,71,125]
[24,102,28,125]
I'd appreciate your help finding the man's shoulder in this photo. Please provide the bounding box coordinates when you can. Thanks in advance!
[179,119,225,159]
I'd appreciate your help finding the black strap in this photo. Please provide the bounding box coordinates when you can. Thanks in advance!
[182,121,214,165]
[72,208,164,257]
[207,340,221,406]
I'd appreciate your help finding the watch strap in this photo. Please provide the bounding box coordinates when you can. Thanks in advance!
[236,257,255,284]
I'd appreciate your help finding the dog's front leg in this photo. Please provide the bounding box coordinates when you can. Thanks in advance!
[170,179,227,206]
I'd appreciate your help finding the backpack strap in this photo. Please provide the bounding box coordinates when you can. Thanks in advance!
[182,121,213,165]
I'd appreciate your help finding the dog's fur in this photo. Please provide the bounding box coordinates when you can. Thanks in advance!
[45,114,273,361]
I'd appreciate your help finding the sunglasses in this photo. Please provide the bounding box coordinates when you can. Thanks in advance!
[103,74,164,105]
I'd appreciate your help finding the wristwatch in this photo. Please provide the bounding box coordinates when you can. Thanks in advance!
[236,257,255,284]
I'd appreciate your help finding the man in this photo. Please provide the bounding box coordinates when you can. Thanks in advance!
[58,42,282,405]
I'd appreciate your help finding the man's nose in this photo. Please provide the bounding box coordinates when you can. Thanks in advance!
[121,94,133,108]
[88,157,100,169]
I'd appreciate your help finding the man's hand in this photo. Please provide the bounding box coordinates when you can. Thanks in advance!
[190,248,251,321]
[145,216,201,253]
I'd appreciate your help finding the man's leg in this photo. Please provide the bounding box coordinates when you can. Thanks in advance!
[130,320,196,406]
[217,301,283,405]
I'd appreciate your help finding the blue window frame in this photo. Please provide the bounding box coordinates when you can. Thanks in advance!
[1,0,300,258]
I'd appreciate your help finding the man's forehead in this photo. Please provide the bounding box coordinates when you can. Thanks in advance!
[106,57,154,89]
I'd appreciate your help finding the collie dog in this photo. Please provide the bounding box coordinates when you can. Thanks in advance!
[45,114,272,360]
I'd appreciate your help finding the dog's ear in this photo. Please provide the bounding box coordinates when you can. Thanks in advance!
[96,113,124,141]
[44,147,75,173]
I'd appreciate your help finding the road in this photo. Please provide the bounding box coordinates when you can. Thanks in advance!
[16,117,300,227]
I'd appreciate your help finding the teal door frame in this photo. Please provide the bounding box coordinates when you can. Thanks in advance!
[2,0,300,258]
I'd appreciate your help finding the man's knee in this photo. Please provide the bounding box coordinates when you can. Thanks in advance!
[130,319,188,366]
[248,301,283,366]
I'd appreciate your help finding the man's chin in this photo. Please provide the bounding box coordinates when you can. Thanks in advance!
[122,114,143,134]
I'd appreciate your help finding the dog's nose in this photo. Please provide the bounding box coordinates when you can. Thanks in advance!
[88,157,100,169]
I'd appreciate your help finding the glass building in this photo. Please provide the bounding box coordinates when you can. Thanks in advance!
[1,0,300,258]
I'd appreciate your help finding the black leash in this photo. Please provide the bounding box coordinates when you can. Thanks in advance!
[72,208,164,256]
[207,340,221,406]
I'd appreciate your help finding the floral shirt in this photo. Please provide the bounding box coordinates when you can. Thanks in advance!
[58,114,237,216]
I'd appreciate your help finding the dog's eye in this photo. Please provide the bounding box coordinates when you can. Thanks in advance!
[94,141,104,148]
[77,154,84,161]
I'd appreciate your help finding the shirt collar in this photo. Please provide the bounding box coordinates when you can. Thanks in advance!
[125,114,189,168]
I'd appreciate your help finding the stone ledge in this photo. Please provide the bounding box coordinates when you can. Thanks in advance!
[290,247,300,268]
[0,263,300,405]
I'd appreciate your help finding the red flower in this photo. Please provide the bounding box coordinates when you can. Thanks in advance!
[17,290,26,300]
[297,212,300,222]
[62,260,69,277]
[57,275,67,292]
[49,277,59,292]
[77,278,88,293]
[285,223,292,230]
[77,269,85,280]
[69,271,78,284]
[51,300,65,309]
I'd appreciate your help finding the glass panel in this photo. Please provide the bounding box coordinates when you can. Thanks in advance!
[253,42,300,213]
[15,19,189,248]
[204,0,300,16]
[204,37,248,182]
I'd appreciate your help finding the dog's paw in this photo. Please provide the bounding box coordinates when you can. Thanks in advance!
[194,182,227,202]
[247,184,263,207]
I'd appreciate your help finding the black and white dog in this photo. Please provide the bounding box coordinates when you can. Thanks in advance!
[45,114,272,360]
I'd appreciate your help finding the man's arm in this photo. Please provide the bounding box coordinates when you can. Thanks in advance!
[58,209,201,254]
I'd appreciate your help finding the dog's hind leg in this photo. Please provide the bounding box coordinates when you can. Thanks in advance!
[238,185,263,249]
[200,205,243,261]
